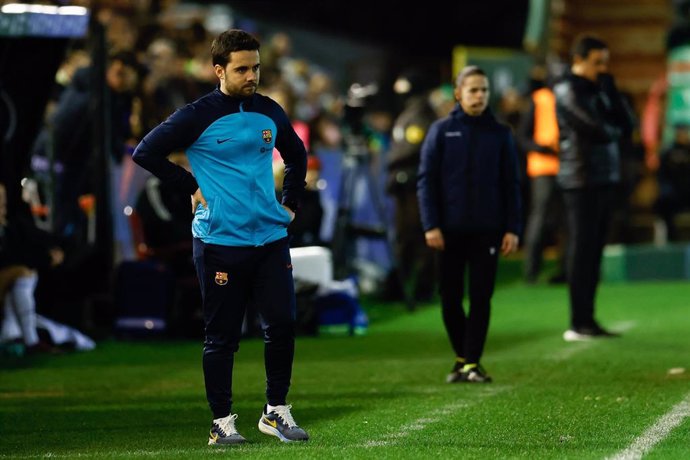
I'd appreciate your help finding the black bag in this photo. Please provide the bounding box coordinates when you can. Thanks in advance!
[113,260,174,338]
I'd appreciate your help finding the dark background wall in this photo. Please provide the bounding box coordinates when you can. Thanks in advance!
[0,37,70,207]
[229,0,530,57]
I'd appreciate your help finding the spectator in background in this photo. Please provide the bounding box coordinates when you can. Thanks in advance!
[30,51,140,241]
[260,32,294,87]
[309,113,344,154]
[282,155,324,247]
[297,71,339,122]
[97,6,139,55]
[385,69,439,303]
[132,29,309,446]
[141,37,200,134]
[610,91,642,244]
[264,81,310,155]
[654,123,690,241]
[554,34,634,341]
[418,66,521,384]
[0,183,65,354]
[183,29,219,98]
[497,87,526,134]
[517,75,567,284]
[428,84,457,119]
[264,83,320,247]
[43,48,91,119]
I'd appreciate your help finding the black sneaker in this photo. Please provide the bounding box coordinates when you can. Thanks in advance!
[459,364,492,383]
[208,413,246,446]
[258,404,309,442]
[446,359,466,383]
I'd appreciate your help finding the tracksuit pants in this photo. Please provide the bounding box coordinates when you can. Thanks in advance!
[523,175,566,281]
[562,186,615,329]
[193,237,296,419]
[438,231,501,364]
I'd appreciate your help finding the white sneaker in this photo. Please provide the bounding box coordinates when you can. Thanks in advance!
[563,329,594,342]
[563,325,619,342]
[208,413,246,445]
[258,404,309,442]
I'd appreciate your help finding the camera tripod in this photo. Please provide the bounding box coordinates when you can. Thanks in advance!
[329,132,416,311]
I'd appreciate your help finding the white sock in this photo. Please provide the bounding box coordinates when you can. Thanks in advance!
[266,404,283,413]
[10,274,39,346]
[1,297,21,341]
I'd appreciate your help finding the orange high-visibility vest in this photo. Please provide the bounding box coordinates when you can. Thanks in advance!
[527,87,559,177]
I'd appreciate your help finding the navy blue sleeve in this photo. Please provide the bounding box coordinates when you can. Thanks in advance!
[273,104,307,212]
[501,129,523,236]
[417,120,444,231]
[132,105,200,196]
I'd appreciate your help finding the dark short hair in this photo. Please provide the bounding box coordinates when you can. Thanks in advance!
[571,34,608,60]
[211,29,261,67]
[455,65,486,87]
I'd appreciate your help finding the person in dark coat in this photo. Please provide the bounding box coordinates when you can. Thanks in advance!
[554,34,634,341]
[517,80,567,284]
[30,51,140,240]
[386,69,439,302]
[417,66,522,383]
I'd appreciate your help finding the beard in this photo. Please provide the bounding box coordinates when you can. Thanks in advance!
[222,81,258,98]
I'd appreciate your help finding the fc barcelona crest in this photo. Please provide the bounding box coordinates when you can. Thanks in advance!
[262,129,273,144]
[215,272,228,286]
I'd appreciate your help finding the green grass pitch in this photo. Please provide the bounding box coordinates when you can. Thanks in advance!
[2,275,689,459]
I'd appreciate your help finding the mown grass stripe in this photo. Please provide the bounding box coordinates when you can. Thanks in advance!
[2,280,689,459]
[0,448,229,458]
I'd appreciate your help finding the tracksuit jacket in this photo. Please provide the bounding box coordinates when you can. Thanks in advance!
[417,106,522,236]
[132,88,307,247]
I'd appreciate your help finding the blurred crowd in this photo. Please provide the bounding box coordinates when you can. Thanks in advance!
[2,0,690,353]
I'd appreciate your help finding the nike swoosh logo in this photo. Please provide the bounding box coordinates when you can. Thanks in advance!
[263,417,277,428]
[217,138,232,144]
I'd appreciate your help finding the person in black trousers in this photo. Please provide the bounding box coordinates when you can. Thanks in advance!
[554,34,634,341]
[417,66,522,383]
[518,80,567,285]
[132,30,308,445]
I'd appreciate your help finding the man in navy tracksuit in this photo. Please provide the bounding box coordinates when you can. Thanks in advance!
[417,65,521,383]
[132,29,308,445]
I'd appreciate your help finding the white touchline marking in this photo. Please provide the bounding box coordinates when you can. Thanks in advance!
[360,387,511,448]
[362,440,389,447]
[362,401,470,447]
[610,320,637,334]
[549,341,593,361]
[607,392,690,460]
